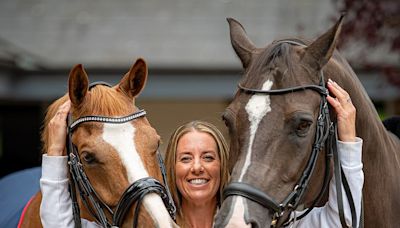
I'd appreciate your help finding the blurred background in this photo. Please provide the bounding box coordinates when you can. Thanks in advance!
[0,0,399,178]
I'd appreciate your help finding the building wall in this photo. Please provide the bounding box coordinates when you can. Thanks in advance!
[0,0,338,68]
[139,99,230,153]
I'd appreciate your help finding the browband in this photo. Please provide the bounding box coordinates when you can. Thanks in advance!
[69,110,147,131]
[238,84,328,96]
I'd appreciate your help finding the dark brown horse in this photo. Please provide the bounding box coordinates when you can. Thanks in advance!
[19,59,177,228]
[215,17,400,227]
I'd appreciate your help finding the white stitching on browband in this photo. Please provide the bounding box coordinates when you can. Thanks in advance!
[69,109,146,131]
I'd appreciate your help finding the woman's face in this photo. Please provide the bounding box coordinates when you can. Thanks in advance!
[175,130,221,206]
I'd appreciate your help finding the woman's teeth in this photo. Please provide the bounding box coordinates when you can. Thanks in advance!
[189,179,208,185]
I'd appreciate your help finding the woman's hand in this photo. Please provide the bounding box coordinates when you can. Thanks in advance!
[327,79,356,142]
[47,100,71,156]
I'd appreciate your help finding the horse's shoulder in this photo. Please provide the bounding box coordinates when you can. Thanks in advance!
[19,192,42,228]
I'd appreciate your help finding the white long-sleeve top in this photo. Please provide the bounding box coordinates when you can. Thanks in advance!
[292,137,363,228]
[39,156,100,228]
[40,138,363,227]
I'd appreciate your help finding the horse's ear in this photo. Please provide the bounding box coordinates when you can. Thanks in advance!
[303,14,345,69]
[119,58,148,98]
[69,64,89,106]
[227,18,256,68]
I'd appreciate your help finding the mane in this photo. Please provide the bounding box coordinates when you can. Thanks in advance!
[243,38,311,86]
[76,85,134,117]
[41,85,136,154]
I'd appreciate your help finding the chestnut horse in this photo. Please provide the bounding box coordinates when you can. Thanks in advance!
[19,59,177,228]
[215,17,400,227]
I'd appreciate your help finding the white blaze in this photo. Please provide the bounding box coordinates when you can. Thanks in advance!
[240,80,273,181]
[225,196,251,228]
[226,80,273,227]
[103,122,173,228]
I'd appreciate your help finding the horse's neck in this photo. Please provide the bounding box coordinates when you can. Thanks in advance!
[340,68,400,183]
[355,97,400,163]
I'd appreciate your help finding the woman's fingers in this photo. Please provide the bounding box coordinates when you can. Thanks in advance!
[47,100,71,156]
[327,79,356,142]
[328,79,351,104]
[327,95,344,114]
[58,100,71,116]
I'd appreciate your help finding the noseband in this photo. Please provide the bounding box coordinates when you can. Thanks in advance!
[67,82,176,228]
[223,41,358,228]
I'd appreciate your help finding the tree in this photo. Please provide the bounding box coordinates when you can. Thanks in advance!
[332,0,400,86]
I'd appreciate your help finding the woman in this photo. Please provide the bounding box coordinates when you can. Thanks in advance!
[40,80,362,227]
[164,121,229,228]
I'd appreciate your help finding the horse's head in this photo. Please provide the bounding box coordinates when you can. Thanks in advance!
[42,59,176,228]
[215,17,344,228]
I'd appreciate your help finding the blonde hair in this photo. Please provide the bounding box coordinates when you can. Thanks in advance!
[164,121,229,227]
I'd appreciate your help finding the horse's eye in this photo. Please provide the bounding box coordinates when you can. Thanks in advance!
[222,113,230,127]
[222,109,235,128]
[81,152,97,164]
[296,120,312,136]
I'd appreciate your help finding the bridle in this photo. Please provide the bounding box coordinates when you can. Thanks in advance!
[66,82,176,228]
[222,40,360,228]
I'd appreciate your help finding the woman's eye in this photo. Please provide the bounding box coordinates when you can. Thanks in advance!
[180,156,191,163]
[203,155,215,162]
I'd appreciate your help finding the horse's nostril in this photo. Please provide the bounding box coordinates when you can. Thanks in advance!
[250,221,259,228]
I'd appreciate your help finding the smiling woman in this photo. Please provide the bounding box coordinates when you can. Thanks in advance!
[165,121,229,228]
[175,131,221,205]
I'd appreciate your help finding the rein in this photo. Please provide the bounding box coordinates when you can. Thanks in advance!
[66,82,176,228]
[222,41,359,228]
